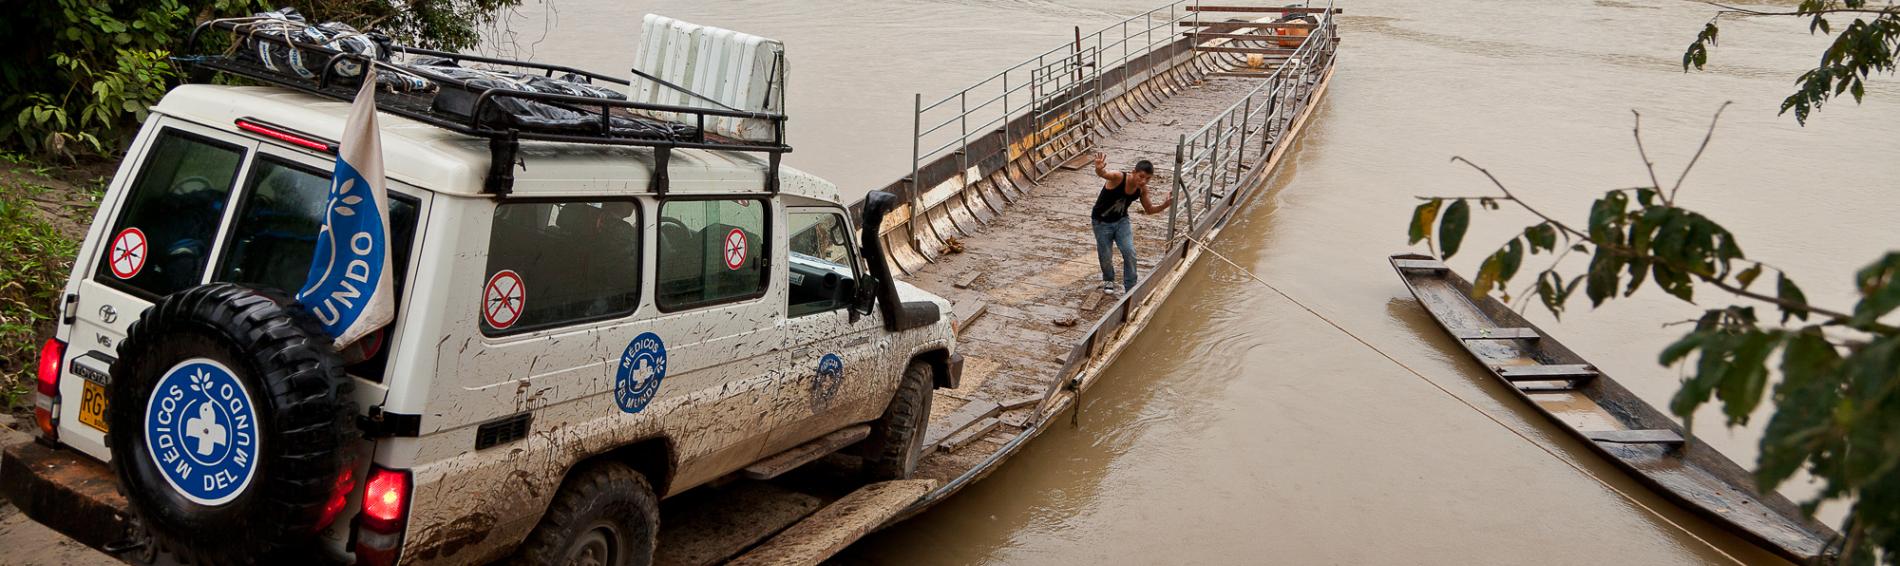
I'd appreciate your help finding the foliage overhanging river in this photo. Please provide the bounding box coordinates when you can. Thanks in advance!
[493,0,1899,563]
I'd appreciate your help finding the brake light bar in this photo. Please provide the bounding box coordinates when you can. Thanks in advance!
[234,118,336,154]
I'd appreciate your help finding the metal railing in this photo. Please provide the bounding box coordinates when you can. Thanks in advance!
[1168,3,1338,241]
[907,1,1223,204]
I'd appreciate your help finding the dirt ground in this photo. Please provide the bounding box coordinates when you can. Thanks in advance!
[0,416,118,565]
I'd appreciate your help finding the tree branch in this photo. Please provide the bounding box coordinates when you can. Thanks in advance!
[1670,101,1731,202]
[1632,110,1666,202]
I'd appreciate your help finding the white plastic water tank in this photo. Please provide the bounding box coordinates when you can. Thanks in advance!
[633,14,786,143]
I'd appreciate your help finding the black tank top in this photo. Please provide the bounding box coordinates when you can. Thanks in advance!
[1090,175,1140,223]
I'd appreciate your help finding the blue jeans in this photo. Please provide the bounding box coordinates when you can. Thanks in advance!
[1091,217,1137,288]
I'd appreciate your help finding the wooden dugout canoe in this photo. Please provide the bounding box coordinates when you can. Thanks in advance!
[1388,253,1839,564]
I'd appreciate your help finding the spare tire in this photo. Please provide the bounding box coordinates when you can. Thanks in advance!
[107,283,358,563]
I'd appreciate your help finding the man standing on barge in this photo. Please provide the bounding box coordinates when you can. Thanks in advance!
[1090,153,1172,296]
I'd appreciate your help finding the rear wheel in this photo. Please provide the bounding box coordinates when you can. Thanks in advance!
[861,360,934,481]
[515,463,658,566]
[106,283,356,564]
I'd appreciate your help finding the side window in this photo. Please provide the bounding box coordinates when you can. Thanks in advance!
[96,129,245,297]
[787,210,857,317]
[482,200,641,334]
[656,198,768,310]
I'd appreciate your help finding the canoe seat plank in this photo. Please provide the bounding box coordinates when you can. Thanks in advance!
[1584,429,1684,445]
[1393,258,1448,272]
[1496,364,1598,382]
[1516,382,1580,393]
[1454,327,1540,340]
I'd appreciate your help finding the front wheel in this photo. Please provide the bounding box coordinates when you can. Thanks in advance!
[514,463,659,566]
[861,360,934,481]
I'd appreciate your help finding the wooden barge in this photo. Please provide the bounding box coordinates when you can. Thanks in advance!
[706,3,1344,563]
[1388,254,1839,564]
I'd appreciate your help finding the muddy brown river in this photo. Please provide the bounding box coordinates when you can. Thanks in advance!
[494,1,1900,563]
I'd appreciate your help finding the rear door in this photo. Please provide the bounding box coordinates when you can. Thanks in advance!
[59,122,426,462]
[61,119,257,460]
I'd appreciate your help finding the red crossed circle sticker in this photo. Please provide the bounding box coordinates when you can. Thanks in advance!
[722,229,747,270]
[108,228,148,279]
[483,270,526,329]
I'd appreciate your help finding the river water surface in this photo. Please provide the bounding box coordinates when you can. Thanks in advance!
[495,1,1898,563]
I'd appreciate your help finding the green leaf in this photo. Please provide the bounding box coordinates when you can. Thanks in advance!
[1849,252,1900,327]
[1536,272,1561,320]
[1735,264,1764,290]
[1716,331,1780,426]
[1778,274,1811,323]
[1585,247,1624,307]
[1474,255,1501,298]
[1409,198,1442,245]
[1439,199,1471,259]
[1660,332,1705,366]
[1524,223,1556,253]
[1498,239,1523,282]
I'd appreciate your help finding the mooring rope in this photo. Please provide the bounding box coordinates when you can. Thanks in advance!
[1178,234,1747,565]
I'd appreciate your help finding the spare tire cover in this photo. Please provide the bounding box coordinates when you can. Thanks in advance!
[108,283,358,563]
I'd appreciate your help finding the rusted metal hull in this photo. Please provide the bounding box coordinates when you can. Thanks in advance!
[1388,253,1839,564]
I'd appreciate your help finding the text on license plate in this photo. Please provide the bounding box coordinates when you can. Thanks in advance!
[78,379,109,433]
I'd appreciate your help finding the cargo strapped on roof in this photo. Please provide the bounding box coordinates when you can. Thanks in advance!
[178,18,790,196]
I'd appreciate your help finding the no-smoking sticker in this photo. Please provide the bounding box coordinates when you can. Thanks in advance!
[108,228,147,279]
[483,270,526,329]
[722,229,747,270]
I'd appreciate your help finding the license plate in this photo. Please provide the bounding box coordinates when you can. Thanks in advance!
[78,379,109,433]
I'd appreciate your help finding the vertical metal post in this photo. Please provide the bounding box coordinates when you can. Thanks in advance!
[910,92,926,253]
[959,90,969,178]
[1235,97,1251,188]
[1170,134,1184,242]
[1002,72,1013,168]
[1204,119,1219,210]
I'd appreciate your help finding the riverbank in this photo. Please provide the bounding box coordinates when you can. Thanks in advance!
[0,157,105,418]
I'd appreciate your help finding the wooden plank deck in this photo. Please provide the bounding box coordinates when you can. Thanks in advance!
[899,73,1294,484]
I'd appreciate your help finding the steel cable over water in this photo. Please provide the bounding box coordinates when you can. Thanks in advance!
[1177,234,1747,565]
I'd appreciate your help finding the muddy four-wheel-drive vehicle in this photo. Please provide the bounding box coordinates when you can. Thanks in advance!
[2,12,959,565]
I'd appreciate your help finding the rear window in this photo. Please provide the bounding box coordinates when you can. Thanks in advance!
[482,200,642,334]
[656,198,768,311]
[96,129,244,297]
[213,156,420,299]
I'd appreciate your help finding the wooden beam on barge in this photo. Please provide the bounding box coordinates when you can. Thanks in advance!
[1178,21,1319,30]
[1195,46,1301,55]
[1185,5,1343,13]
[1181,31,1307,40]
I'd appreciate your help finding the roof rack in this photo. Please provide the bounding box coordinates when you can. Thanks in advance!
[179,18,791,196]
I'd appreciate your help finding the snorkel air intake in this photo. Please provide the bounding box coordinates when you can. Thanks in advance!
[859,191,941,331]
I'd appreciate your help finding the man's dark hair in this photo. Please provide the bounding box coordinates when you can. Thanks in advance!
[1134,160,1155,174]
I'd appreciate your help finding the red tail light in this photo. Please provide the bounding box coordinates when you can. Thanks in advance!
[362,467,409,528]
[34,339,63,440]
[35,339,62,396]
[355,466,410,566]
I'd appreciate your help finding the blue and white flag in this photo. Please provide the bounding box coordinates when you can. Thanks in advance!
[297,67,394,348]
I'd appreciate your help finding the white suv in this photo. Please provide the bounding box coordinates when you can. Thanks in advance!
[3,14,958,566]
